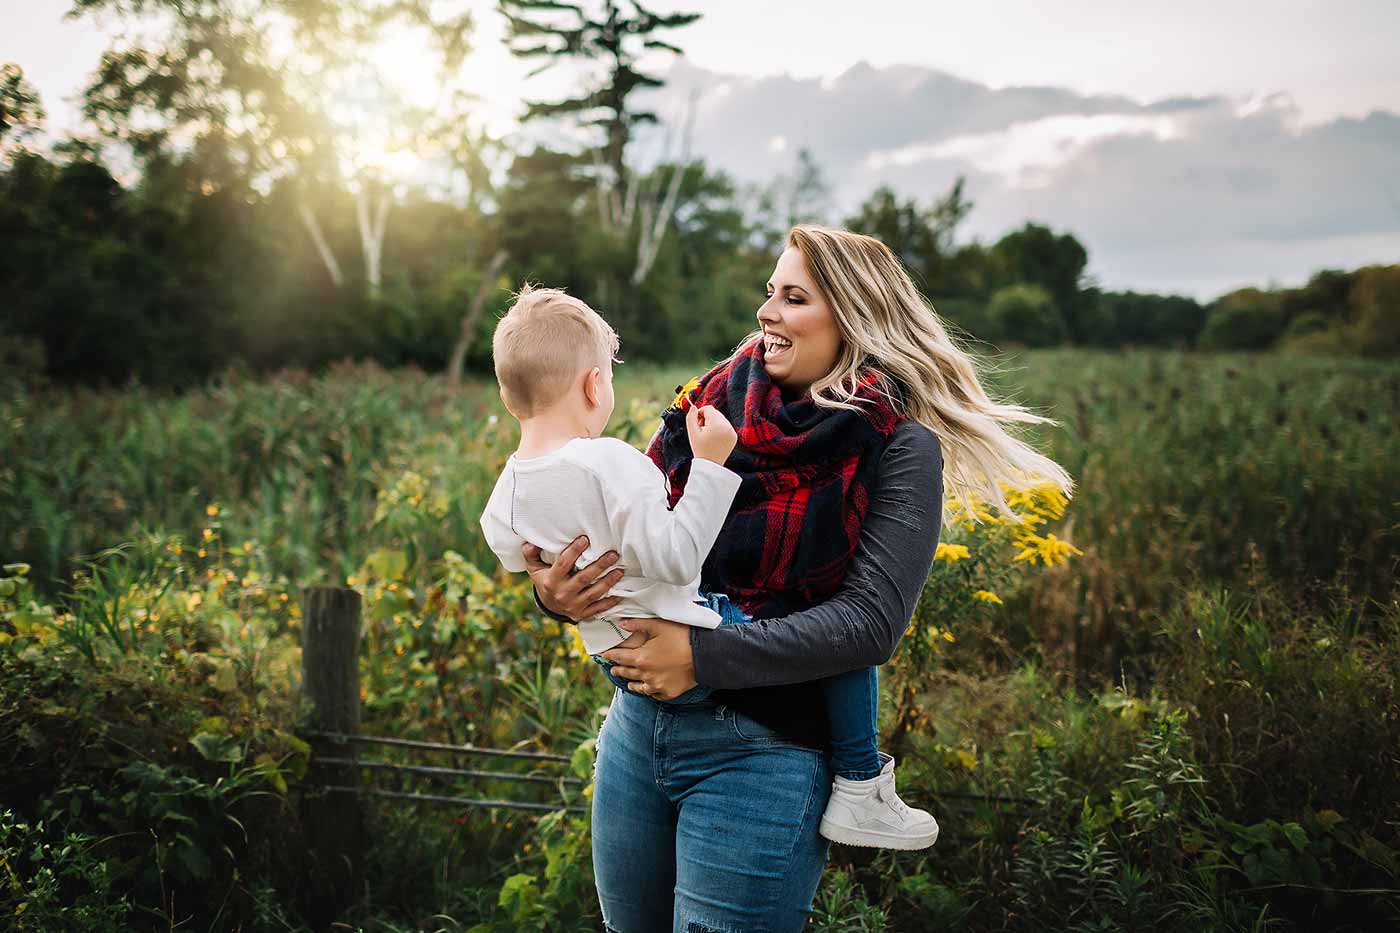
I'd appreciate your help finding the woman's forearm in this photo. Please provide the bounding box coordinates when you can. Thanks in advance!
[690,420,944,690]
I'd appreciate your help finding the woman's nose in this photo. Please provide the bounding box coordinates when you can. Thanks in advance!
[756,298,780,325]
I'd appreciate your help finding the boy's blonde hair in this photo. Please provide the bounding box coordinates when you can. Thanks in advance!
[492,284,620,418]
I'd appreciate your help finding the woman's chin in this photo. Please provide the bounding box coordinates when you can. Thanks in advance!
[762,353,792,380]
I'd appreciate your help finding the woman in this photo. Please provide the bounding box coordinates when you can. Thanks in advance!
[525,225,1073,931]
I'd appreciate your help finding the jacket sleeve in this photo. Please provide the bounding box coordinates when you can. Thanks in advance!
[689,420,944,689]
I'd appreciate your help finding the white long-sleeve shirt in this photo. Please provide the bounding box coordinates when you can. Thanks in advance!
[479,436,742,655]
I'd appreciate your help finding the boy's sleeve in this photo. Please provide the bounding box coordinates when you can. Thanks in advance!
[595,439,740,586]
[479,481,529,573]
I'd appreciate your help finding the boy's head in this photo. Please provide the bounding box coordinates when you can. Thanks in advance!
[491,284,620,432]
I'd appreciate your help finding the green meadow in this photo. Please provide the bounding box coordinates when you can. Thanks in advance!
[2,349,1397,931]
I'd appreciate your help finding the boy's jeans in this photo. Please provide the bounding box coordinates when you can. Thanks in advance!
[591,591,884,780]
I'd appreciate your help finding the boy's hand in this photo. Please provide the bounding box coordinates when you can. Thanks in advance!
[686,404,737,465]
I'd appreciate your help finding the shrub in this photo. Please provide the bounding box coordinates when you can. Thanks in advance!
[1199,288,1287,350]
[987,284,1067,347]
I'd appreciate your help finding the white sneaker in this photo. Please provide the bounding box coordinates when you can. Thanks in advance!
[819,753,940,850]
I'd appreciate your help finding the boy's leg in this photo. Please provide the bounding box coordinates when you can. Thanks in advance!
[819,666,884,781]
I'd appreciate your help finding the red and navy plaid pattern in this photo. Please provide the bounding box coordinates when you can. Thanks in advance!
[645,336,904,619]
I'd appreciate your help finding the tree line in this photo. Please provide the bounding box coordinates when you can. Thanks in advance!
[0,2,1394,391]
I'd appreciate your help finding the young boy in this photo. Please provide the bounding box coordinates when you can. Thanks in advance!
[478,285,938,850]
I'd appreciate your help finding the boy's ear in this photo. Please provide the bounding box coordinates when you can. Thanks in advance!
[582,366,601,408]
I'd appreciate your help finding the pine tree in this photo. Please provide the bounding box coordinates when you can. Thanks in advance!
[498,0,700,185]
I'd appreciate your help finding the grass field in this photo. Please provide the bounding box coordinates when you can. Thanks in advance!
[1,349,1397,930]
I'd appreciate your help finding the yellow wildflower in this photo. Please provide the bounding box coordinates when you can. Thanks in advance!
[206,503,219,517]
[395,644,405,655]
[972,589,1003,605]
[934,543,970,563]
[671,375,701,410]
[1013,533,1083,567]
[202,528,214,542]
[197,548,206,558]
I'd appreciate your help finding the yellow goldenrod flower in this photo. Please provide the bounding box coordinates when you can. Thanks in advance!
[206,504,219,517]
[1039,533,1084,566]
[972,589,1003,605]
[934,543,971,563]
[197,548,206,558]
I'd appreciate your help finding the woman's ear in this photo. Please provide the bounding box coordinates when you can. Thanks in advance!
[582,366,602,408]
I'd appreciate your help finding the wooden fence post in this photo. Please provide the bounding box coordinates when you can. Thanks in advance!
[299,585,363,931]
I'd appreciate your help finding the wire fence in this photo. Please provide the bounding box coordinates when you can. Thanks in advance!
[298,729,588,813]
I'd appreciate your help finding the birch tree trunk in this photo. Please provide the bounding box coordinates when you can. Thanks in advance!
[355,188,392,293]
[297,201,345,288]
[447,250,509,387]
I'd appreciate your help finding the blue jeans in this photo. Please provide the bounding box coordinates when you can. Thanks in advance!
[592,592,884,781]
[591,684,832,932]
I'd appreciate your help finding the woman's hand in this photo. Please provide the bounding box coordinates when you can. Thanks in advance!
[522,535,626,622]
[599,618,698,700]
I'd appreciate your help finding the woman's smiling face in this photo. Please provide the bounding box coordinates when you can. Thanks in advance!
[758,246,843,396]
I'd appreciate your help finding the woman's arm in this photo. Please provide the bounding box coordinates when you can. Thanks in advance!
[690,420,944,690]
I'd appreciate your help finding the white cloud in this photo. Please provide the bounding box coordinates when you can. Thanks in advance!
[864,113,1181,188]
[641,60,1400,298]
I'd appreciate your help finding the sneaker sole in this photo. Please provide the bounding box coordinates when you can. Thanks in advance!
[818,816,940,850]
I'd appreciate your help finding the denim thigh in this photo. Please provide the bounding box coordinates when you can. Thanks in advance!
[591,687,832,933]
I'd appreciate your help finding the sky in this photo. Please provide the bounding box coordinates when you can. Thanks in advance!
[4,0,1399,298]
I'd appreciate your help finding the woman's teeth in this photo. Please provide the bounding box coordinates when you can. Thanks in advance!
[765,334,792,356]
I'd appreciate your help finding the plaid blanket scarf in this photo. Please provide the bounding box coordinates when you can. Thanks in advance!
[645,336,904,619]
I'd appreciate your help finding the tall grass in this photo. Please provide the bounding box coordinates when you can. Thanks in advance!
[2,349,1398,929]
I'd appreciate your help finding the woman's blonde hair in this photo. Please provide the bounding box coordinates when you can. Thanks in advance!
[739,224,1074,525]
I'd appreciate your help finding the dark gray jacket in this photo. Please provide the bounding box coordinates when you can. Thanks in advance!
[691,418,944,749]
